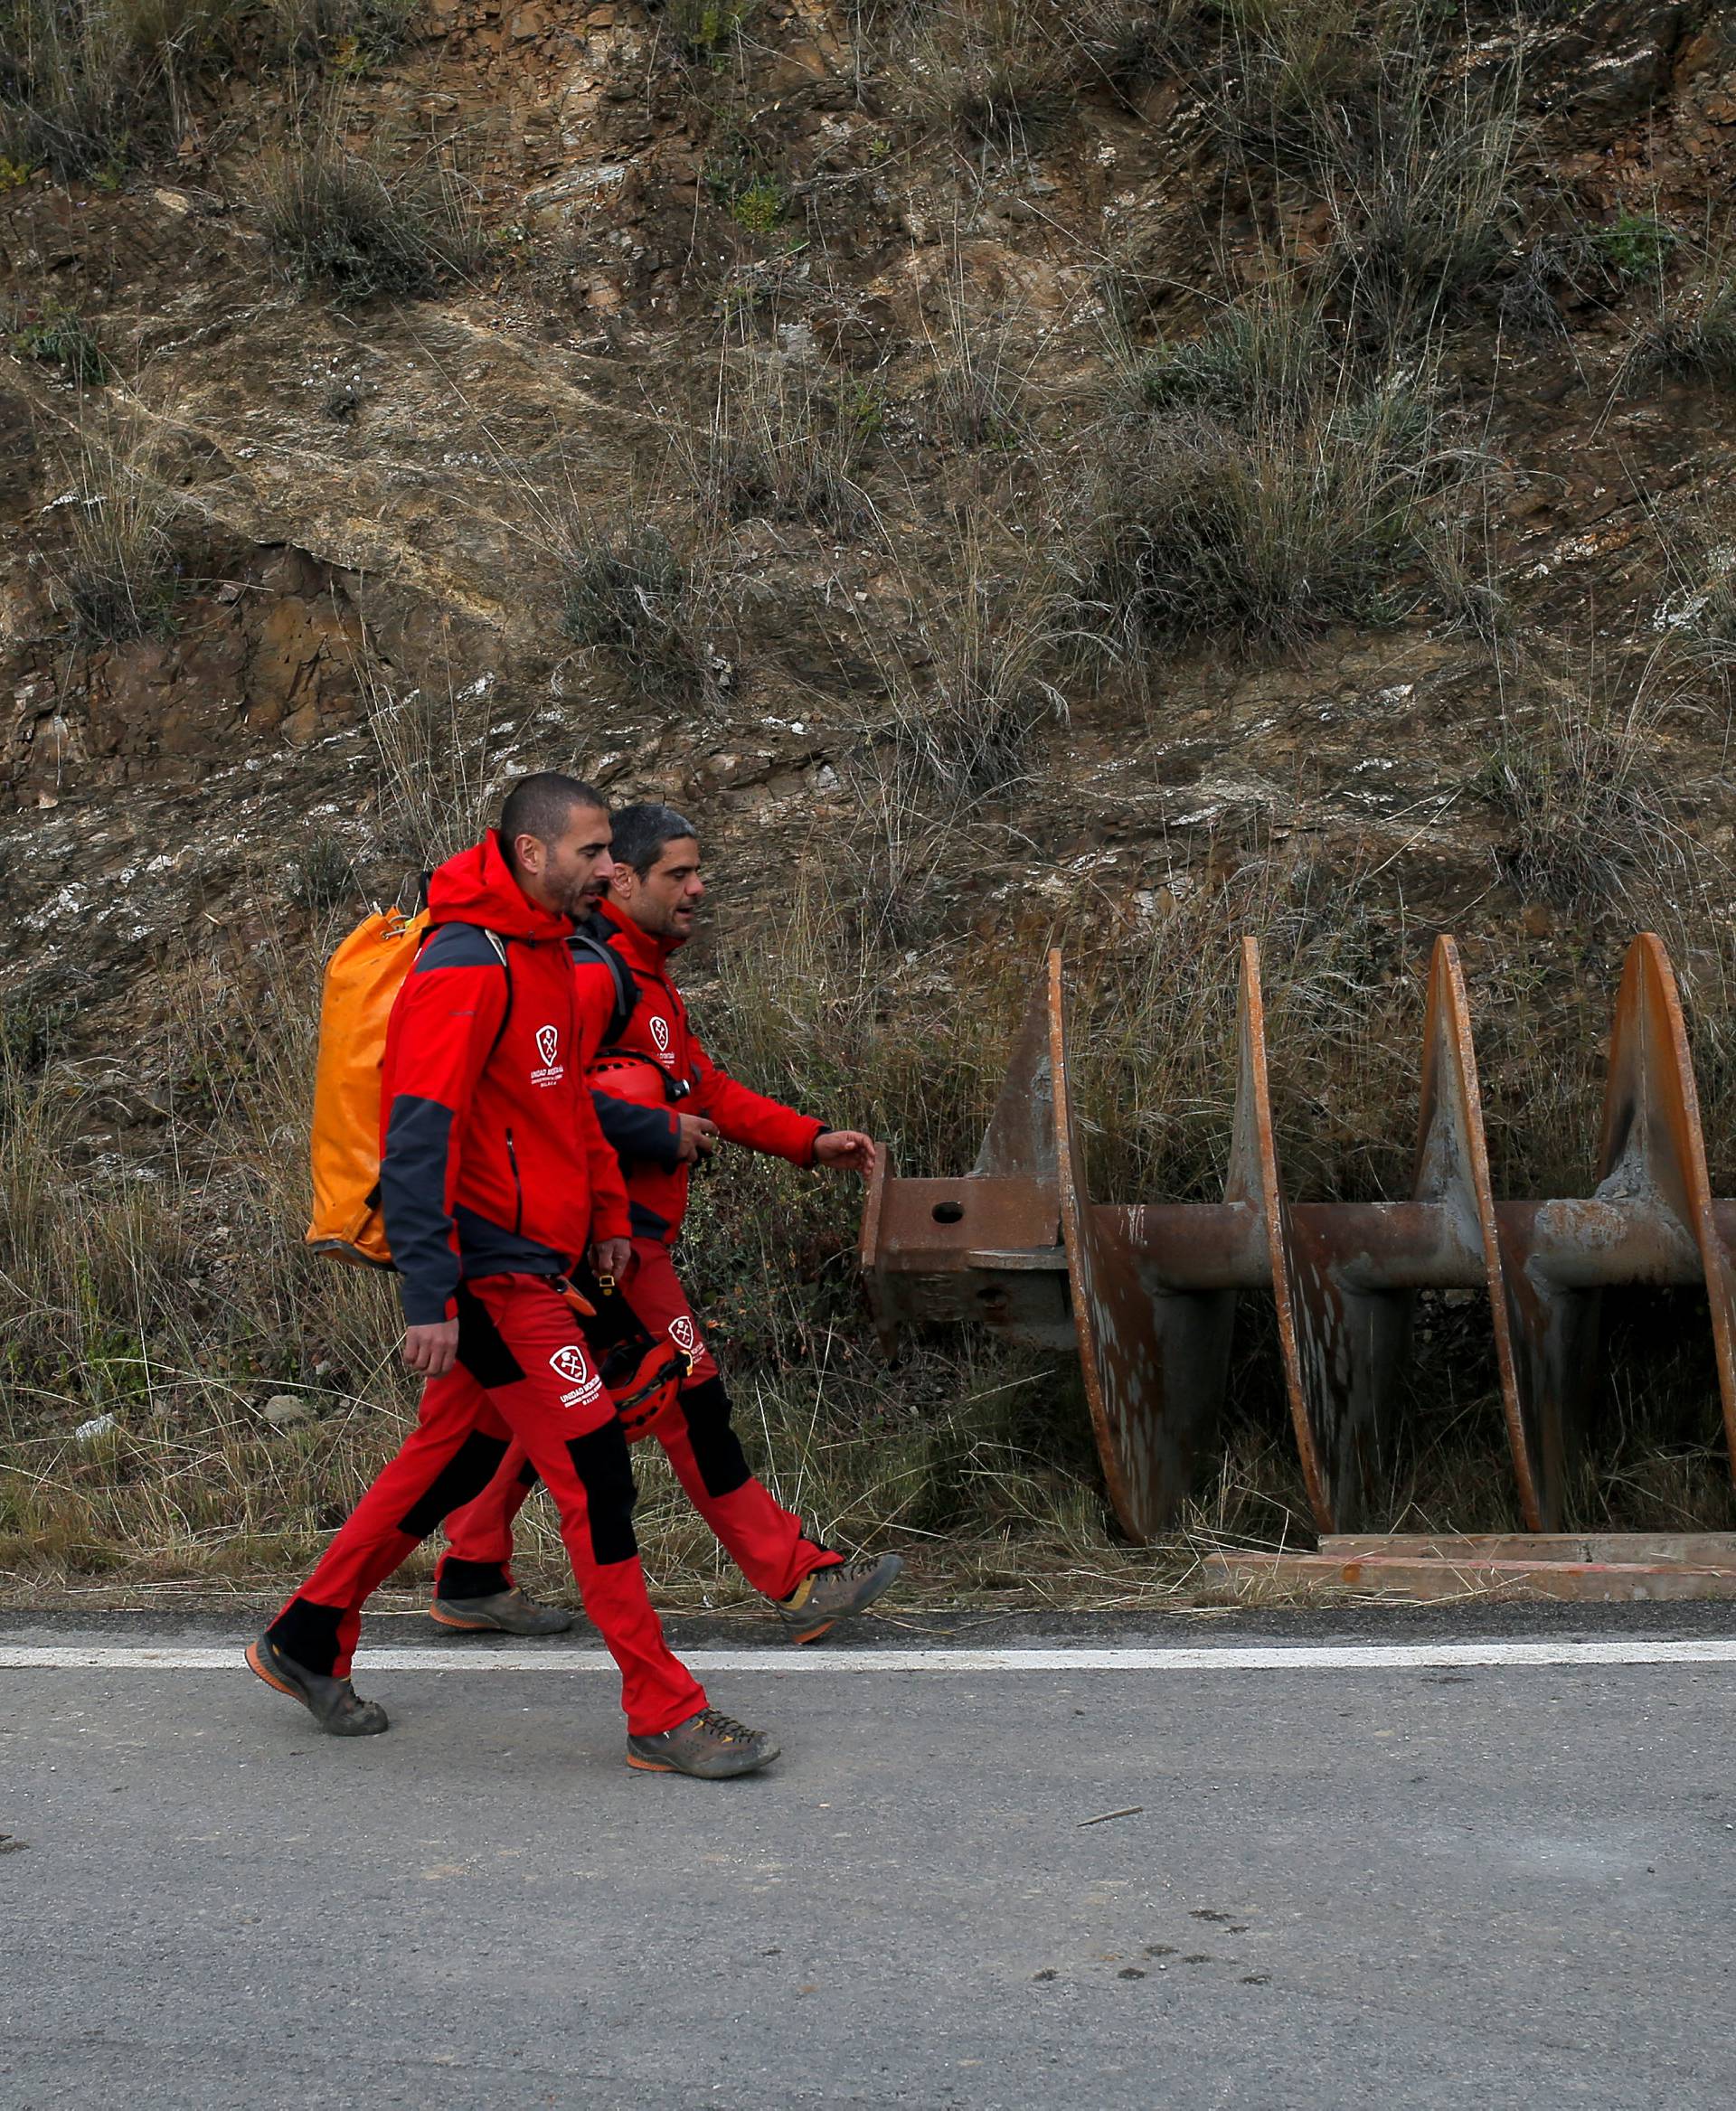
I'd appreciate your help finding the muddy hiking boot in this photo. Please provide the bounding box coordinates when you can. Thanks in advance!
[626,1707,780,1779]
[246,1634,390,1738]
[774,1551,904,1645]
[429,1587,573,1636]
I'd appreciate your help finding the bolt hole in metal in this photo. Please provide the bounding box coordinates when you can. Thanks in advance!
[859,935,1736,1541]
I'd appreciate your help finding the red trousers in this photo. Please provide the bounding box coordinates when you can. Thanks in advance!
[267,1273,705,1737]
[440,1239,835,1605]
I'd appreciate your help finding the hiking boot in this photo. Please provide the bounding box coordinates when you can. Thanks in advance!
[626,1706,780,1779]
[774,1551,904,1645]
[246,1634,389,1737]
[429,1587,573,1637]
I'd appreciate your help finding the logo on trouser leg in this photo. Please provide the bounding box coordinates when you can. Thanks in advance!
[549,1343,602,1406]
[667,1315,699,1354]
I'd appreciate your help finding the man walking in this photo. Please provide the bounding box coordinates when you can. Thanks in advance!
[249,776,778,1777]
[432,802,902,1645]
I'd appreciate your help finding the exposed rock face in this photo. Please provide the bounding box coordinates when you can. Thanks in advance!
[3,0,1734,1082]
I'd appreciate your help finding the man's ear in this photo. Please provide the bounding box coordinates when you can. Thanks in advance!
[514,832,543,875]
[609,865,635,898]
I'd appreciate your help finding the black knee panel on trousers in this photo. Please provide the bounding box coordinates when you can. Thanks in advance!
[454,1284,526,1389]
[676,1376,751,1499]
[564,1424,639,1565]
[397,1430,511,1540]
[268,1596,344,1678]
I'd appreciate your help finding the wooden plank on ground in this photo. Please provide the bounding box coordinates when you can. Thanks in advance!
[1207,1550,1736,1603]
[1321,1532,1736,1565]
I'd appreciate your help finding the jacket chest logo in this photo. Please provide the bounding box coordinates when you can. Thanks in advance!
[532,1023,565,1088]
[648,1013,673,1064]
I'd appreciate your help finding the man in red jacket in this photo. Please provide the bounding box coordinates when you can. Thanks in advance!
[248,775,777,1778]
[435,802,902,1645]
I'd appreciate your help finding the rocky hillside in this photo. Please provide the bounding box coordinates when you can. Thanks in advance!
[7,0,1736,1592]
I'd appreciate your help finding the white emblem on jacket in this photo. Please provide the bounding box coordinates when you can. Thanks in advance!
[532,1023,565,1088]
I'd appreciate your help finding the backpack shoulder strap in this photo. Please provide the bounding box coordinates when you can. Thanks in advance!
[484,930,514,1057]
[569,928,638,1046]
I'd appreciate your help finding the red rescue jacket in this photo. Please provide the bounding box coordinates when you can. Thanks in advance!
[581,898,825,1244]
[379,833,631,1325]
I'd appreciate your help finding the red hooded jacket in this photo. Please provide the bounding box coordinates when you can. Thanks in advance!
[582,898,825,1244]
[379,833,631,1326]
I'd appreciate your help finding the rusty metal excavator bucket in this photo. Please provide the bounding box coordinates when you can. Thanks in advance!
[858,935,1736,1541]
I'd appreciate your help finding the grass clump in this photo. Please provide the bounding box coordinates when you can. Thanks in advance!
[703,355,874,532]
[899,0,1074,151]
[269,0,419,64]
[1079,287,1469,653]
[1619,250,1736,392]
[560,521,712,699]
[1476,665,1687,909]
[651,0,755,61]
[48,445,180,643]
[0,0,234,177]
[259,129,480,304]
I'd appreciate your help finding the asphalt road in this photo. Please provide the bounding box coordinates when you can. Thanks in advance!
[3,1606,1733,2111]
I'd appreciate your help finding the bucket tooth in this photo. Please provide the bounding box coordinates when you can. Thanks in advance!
[1232,938,1331,1530]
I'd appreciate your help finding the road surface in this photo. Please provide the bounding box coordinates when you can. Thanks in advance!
[3,1603,1732,2110]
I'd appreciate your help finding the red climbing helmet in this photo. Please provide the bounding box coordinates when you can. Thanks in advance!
[588,1051,673,1107]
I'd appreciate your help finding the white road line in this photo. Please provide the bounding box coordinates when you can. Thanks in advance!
[3,1639,1736,1674]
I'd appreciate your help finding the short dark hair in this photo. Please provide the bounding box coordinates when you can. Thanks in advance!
[611,802,699,878]
[497,773,607,866]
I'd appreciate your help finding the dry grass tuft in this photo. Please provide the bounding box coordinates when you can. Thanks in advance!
[46,430,182,644]
[1077,287,1479,654]
[1476,653,1701,912]
[259,119,480,304]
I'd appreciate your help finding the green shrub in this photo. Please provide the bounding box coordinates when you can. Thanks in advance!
[1592,211,1675,283]
[11,305,108,383]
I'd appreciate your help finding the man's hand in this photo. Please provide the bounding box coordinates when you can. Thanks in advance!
[814,1130,877,1177]
[402,1319,458,1377]
[590,1237,632,1283]
[675,1112,720,1164]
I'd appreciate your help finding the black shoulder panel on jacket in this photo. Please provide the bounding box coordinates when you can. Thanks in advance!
[416,923,506,973]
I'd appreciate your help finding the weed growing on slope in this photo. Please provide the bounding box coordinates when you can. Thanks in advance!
[48,438,181,644]
[560,518,715,701]
[701,353,874,532]
[0,0,234,176]
[1077,286,1477,653]
[259,124,481,304]
[9,305,108,384]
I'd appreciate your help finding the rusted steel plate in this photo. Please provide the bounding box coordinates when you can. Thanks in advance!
[1417,938,1543,1529]
[1600,934,1736,1484]
[860,971,1064,1354]
[1231,938,1332,1530]
[974,972,1058,1181]
[1052,952,1233,1540]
